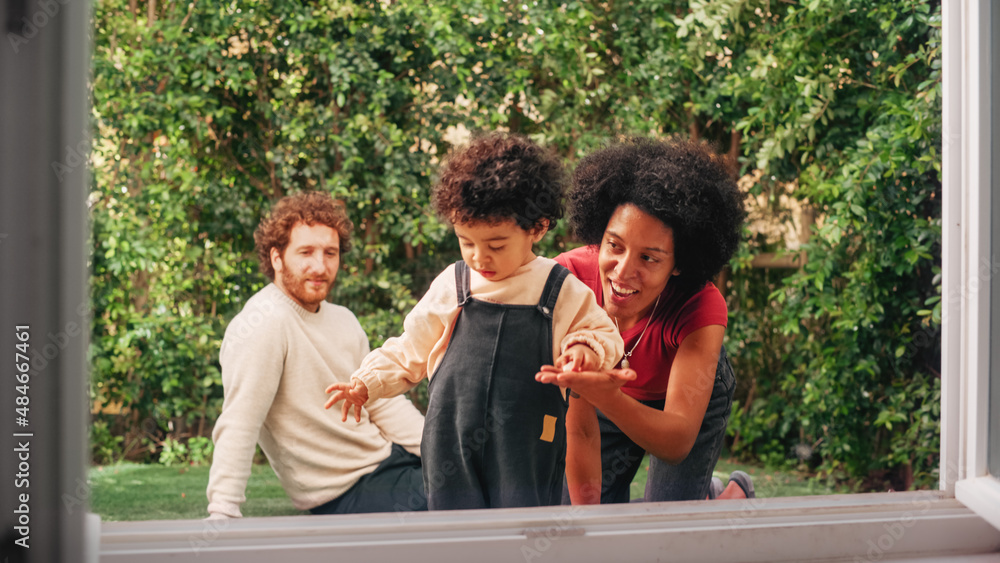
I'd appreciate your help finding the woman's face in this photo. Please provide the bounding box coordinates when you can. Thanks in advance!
[598,204,679,328]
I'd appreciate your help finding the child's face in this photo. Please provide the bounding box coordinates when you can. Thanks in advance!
[453,219,546,282]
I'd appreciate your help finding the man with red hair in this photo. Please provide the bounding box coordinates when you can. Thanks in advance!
[207,191,426,518]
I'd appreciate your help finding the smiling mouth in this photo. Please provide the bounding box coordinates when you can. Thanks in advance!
[610,281,638,297]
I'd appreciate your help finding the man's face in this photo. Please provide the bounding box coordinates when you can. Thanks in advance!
[270,222,340,312]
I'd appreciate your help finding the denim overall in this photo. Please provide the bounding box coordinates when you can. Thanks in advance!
[421,260,570,510]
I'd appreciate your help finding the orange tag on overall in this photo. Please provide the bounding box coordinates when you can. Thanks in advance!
[539,414,557,442]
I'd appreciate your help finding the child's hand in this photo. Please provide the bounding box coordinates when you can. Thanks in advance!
[556,344,599,373]
[324,379,370,423]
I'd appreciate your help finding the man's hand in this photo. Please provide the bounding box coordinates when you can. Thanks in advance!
[555,343,600,373]
[324,379,370,422]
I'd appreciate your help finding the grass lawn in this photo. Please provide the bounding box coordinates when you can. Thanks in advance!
[629,456,851,500]
[91,456,846,522]
[89,462,306,521]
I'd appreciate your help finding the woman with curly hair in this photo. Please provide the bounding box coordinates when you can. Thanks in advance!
[536,136,751,504]
[327,132,623,510]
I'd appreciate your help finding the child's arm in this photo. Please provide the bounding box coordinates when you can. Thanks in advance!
[554,276,625,371]
[324,265,459,418]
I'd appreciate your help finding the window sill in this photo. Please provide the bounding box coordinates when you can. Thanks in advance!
[956,476,1000,533]
[99,492,1000,562]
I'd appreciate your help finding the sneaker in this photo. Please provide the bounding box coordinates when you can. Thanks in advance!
[729,470,755,499]
[708,476,724,499]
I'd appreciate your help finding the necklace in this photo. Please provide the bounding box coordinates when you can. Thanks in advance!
[612,293,660,370]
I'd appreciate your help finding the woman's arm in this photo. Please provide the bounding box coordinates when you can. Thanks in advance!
[565,395,602,504]
[542,324,725,464]
[599,324,724,463]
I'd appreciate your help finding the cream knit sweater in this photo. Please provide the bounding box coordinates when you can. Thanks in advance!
[207,284,424,518]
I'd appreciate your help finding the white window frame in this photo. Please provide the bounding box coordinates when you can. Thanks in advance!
[94,0,1000,561]
[950,0,1000,532]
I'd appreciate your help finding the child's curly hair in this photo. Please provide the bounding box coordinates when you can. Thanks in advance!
[569,137,746,293]
[254,191,353,280]
[433,132,566,232]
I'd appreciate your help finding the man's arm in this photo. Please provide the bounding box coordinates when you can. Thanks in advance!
[206,311,286,518]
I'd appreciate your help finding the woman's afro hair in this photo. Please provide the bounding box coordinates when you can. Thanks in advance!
[569,137,746,293]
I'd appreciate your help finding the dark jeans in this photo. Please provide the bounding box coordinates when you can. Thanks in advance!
[644,348,735,501]
[567,348,736,503]
[310,444,427,515]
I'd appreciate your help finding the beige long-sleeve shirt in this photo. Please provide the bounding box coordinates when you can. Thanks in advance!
[352,257,624,400]
[207,284,424,518]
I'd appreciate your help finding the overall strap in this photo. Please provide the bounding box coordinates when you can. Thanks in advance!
[454,260,471,306]
[537,264,570,319]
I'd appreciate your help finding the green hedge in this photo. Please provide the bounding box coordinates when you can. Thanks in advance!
[89,0,940,490]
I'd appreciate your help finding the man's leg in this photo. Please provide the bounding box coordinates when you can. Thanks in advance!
[311,444,426,515]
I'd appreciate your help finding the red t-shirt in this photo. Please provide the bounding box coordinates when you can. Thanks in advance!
[555,245,729,402]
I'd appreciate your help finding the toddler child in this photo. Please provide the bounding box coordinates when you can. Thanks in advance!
[326,132,622,510]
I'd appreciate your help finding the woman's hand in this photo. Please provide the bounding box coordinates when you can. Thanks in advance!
[535,365,636,403]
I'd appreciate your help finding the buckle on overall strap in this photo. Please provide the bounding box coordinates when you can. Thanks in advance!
[536,264,569,318]
[454,260,472,306]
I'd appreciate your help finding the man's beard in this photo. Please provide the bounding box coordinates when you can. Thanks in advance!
[280,267,332,309]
